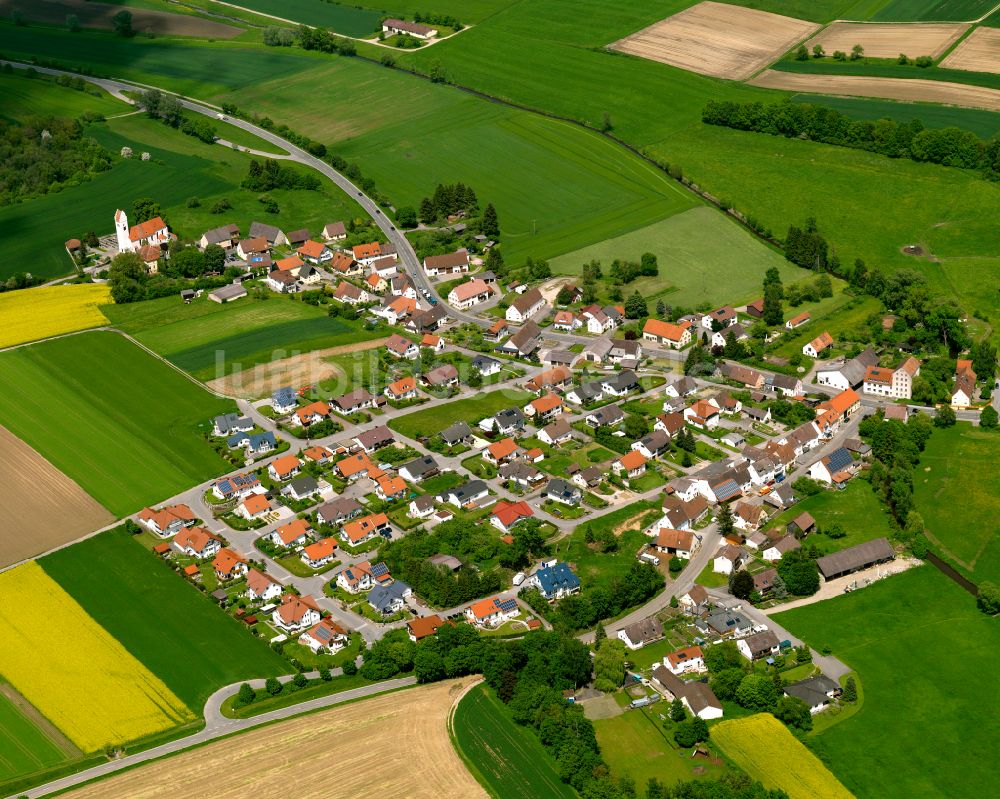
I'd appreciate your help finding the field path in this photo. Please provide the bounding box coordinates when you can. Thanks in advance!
[750,69,1000,112]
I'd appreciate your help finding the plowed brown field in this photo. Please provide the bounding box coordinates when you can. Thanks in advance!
[60,678,487,799]
[940,26,1000,74]
[0,426,113,570]
[750,69,1000,112]
[609,1,819,80]
[804,22,967,60]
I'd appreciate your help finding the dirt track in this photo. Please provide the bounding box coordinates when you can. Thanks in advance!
[804,21,967,60]
[206,338,388,399]
[0,426,114,570]
[60,678,487,799]
[750,69,1000,112]
[0,0,243,38]
[609,1,818,80]
[940,26,1000,74]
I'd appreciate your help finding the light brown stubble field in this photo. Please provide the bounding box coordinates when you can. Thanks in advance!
[0,425,114,570]
[608,1,819,80]
[60,678,488,799]
[804,22,968,60]
[940,26,1000,74]
[750,69,1000,112]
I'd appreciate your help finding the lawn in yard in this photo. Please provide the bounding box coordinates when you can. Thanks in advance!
[912,422,1000,582]
[695,562,729,588]
[40,530,288,711]
[773,567,999,799]
[593,706,723,789]
[0,332,233,516]
[103,293,383,381]
[452,683,577,799]
[418,472,464,496]
[389,389,534,439]
[763,479,895,556]
[221,55,696,265]
[549,207,798,309]
[768,292,880,359]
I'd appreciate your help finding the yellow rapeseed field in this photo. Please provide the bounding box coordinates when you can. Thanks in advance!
[0,284,111,349]
[0,563,194,752]
[712,713,854,799]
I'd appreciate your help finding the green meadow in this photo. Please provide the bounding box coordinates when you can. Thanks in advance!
[231,0,381,36]
[0,332,232,516]
[0,72,124,123]
[452,684,577,799]
[0,689,73,786]
[775,567,1000,799]
[40,532,288,711]
[388,389,534,439]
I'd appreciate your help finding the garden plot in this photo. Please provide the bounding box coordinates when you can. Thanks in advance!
[608,1,819,80]
[804,21,967,59]
[940,25,1000,73]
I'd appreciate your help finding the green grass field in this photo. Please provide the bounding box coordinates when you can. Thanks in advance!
[370,0,516,23]
[549,207,800,308]
[593,707,722,788]
[555,502,662,588]
[223,57,696,265]
[764,479,895,555]
[871,0,998,21]
[230,0,381,36]
[772,58,1000,92]
[0,72,124,123]
[768,292,881,358]
[452,683,577,799]
[0,332,233,516]
[40,532,288,711]
[388,389,534,438]
[790,94,1000,138]
[103,293,384,381]
[0,688,73,786]
[913,423,1000,582]
[774,567,1000,799]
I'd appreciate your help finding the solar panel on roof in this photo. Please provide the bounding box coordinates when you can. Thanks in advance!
[498,598,518,613]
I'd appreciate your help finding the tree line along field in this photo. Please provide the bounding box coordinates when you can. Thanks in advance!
[774,567,1000,799]
[548,206,800,309]
[0,332,233,517]
[221,56,696,266]
[102,293,386,382]
[912,423,1000,583]
[451,683,575,799]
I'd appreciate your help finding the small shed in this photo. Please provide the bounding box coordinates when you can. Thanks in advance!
[180,289,196,303]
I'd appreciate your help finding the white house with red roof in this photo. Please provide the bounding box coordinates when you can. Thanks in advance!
[245,568,283,603]
[663,645,706,675]
[270,518,312,549]
[115,209,169,254]
[173,526,221,559]
[490,500,534,533]
[137,504,196,537]
[273,594,322,633]
[299,618,349,654]
[212,548,248,582]
[465,596,519,628]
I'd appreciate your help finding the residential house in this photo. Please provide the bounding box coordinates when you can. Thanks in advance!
[819,388,862,424]
[336,560,392,594]
[352,242,385,266]
[340,513,391,546]
[398,455,439,484]
[654,528,697,560]
[613,450,647,479]
[268,455,301,482]
[633,430,670,459]
[718,362,764,389]
[485,437,522,466]
[745,406,772,424]
[230,429,274,455]
[484,319,510,343]
[212,413,253,437]
[538,417,574,446]
[211,472,261,501]
[471,355,501,376]
[235,493,271,522]
[270,518,313,549]
[299,618,349,654]
[423,250,469,276]
[953,358,978,408]
[664,646,706,675]
[580,305,615,335]
[332,388,376,415]
[300,537,338,570]
[654,412,685,439]
[784,676,841,714]
[236,235,269,260]
[245,568,283,603]
[385,375,418,401]
[601,370,639,397]
[762,535,801,562]
[816,348,878,390]
[786,311,810,330]
[711,323,750,349]
[678,584,709,612]
[491,500,535,534]
[408,495,436,520]
[499,461,545,489]
[375,474,407,502]
[297,240,332,264]
[323,221,347,241]
[407,614,446,642]
[571,465,605,491]
[609,339,643,363]
[465,596,519,628]
[863,357,920,400]
[684,399,720,430]
[526,393,564,422]
[333,282,371,305]
[527,366,572,394]
[664,376,698,399]
[212,548,247,582]
[732,500,769,532]
[354,425,394,454]
[699,609,753,639]
[366,273,388,294]
[808,446,856,485]
[283,476,322,502]
[567,381,605,406]
[449,278,493,310]
[137,504,196,537]
[317,497,362,526]
[480,407,526,436]
[553,310,580,331]
[370,256,398,279]
[643,318,692,349]
[618,617,664,650]
[440,420,474,447]
[769,373,803,397]
[271,386,298,414]
[336,452,376,482]
[496,320,542,359]
[386,333,419,360]
[883,404,910,423]
[543,478,581,506]
[702,306,737,330]
[421,333,445,353]
[527,562,580,600]
[249,221,287,247]
[586,403,625,428]
[406,305,448,335]
[272,593,322,633]
[291,400,330,427]
[423,364,459,389]
[441,480,490,509]
[713,544,749,575]
[753,567,779,595]
[506,288,545,323]
[369,581,412,615]
[198,223,239,250]
[803,331,834,358]
[737,629,781,661]
[265,269,300,294]
[390,273,417,299]
[651,666,724,720]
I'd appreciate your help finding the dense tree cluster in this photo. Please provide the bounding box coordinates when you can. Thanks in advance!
[703,99,1000,179]
[776,546,821,596]
[0,116,112,206]
[545,561,663,631]
[784,218,829,271]
[859,411,934,533]
[295,24,357,55]
[418,182,479,223]
[766,399,815,427]
[242,158,320,192]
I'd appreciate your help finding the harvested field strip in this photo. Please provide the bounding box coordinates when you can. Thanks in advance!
[803,21,968,59]
[751,69,1000,111]
[940,25,1000,73]
[0,285,111,350]
[60,678,486,799]
[609,1,819,80]
[0,0,243,38]
[0,563,193,753]
[0,426,114,570]
[452,683,576,799]
[712,714,853,799]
